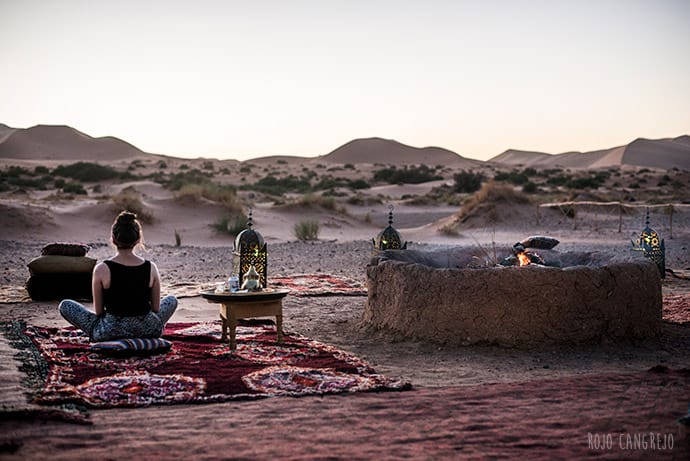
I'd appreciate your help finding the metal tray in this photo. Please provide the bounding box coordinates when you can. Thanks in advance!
[200,288,289,303]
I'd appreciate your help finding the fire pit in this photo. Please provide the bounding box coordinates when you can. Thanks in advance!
[365,242,662,347]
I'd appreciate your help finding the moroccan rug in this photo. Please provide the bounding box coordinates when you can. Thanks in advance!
[269,273,367,296]
[4,321,409,409]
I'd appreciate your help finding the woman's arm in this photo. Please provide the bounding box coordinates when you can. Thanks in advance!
[92,263,109,316]
[150,262,161,313]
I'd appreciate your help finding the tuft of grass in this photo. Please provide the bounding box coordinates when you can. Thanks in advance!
[294,220,320,241]
[297,193,336,210]
[174,229,182,247]
[111,187,154,223]
[174,183,242,213]
[212,213,248,236]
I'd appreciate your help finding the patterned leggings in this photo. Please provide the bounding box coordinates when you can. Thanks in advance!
[59,295,178,342]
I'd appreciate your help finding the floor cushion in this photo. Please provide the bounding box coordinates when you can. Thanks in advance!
[26,273,93,301]
[90,338,173,356]
[28,255,97,275]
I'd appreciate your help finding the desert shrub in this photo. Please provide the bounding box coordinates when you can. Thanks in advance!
[175,183,242,212]
[52,162,121,182]
[202,161,214,170]
[373,165,442,184]
[566,176,599,189]
[277,159,288,165]
[438,223,459,236]
[346,194,383,206]
[242,175,312,196]
[453,170,485,193]
[298,194,336,210]
[313,176,370,191]
[158,160,168,169]
[0,166,53,190]
[239,165,251,173]
[546,175,569,186]
[454,180,530,223]
[494,170,529,185]
[5,166,32,177]
[62,182,87,195]
[321,188,347,197]
[174,230,182,247]
[111,187,154,223]
[220,167,230,174]
[212,212,248,236]
[344,163,355,170]
[179,164,189,170]
[162,169,213,190]
[34,166,49,174]
[522,181,538,193]
[294,220,319,241]
[54,178,65,188]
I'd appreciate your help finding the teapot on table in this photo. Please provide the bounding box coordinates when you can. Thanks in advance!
[241,264,262,291]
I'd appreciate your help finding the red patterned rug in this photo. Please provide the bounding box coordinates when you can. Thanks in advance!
[269,273,367,296]
[11,321,409,409]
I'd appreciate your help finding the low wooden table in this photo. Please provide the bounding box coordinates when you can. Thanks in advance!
[200,288,290,350]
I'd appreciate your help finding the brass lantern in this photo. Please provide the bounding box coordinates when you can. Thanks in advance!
[232,210,268,287]
[372,205,407,253]
[631,210,665,278]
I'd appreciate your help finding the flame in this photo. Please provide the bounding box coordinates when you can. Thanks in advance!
[517,252,531,267]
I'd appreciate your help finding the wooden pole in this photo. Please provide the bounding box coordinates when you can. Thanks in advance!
[618,203,623,233]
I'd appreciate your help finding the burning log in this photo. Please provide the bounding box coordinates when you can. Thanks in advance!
[500,239,550,267]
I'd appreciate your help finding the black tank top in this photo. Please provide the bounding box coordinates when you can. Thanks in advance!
[103,260,152,316]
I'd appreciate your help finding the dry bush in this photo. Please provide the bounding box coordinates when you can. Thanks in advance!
[175,183,242,213]
[439,181,531,233]
[458,180,529,219]
[294,220,320,241]
[111,188,154,223]
[297,193,336,210]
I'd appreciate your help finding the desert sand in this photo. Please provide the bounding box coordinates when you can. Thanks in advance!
[1,126,689,459]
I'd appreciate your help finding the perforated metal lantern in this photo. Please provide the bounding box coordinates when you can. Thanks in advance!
[372,206,407,253]
[631,211,665,278]
[232,210,268,287]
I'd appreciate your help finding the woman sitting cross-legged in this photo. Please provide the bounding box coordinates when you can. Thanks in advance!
[59,211,177,341]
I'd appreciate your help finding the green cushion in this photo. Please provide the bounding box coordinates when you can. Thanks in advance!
[28,255,97,275]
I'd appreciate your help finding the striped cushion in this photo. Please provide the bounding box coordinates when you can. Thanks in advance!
[90,338,172,356]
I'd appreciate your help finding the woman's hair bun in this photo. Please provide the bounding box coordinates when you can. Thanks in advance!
[117,211,137,224]
[112,211,142,249]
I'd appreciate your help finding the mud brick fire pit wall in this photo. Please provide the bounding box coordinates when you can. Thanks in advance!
[365,247,662,347]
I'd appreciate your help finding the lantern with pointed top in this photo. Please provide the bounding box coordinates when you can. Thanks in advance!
[372,205,407,253]
[631,210,665,278]
[232,210,268,288]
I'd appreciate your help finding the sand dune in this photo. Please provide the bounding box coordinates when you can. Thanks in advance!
[490,135,690,170]
[0,123,17,144]
[3,123,688,171]
[0,125,145,160]
[319,137,481,167]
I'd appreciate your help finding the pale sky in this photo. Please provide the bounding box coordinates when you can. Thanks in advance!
[1,0,689,161]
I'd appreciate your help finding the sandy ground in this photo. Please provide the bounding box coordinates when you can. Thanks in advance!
[1,231,689,459]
